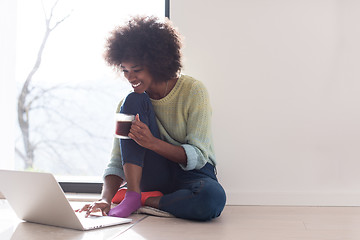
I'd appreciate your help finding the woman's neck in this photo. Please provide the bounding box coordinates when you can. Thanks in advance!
[147,78,177,100]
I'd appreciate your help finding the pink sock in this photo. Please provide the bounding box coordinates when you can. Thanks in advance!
[108,191,141,218]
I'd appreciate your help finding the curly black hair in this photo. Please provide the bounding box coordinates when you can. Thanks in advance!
[104,16,182,83]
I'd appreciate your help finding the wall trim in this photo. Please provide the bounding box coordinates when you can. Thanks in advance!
[226,191,360,206]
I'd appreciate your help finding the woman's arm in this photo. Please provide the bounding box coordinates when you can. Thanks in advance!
[150,137,187,165]
[129,114,188,166]
[101,175,124,204]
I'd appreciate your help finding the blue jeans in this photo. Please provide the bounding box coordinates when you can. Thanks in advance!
[120,92,226,221]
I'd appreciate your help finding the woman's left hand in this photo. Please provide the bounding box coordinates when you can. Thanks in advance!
[128,114,157,149]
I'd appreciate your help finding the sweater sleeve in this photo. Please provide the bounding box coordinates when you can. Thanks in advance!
[103,101,125,181]
[180,81,215,171]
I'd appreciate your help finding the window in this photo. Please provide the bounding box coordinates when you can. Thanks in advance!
[12,0,169,192]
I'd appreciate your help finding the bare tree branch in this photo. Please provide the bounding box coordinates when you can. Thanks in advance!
[50,12,72,31]
[40,0,48,21]
[17,0,72,169]
[15,147,26,162]
[49,0,60,19]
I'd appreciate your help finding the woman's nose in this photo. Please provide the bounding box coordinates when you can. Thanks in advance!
[127,71,136,80]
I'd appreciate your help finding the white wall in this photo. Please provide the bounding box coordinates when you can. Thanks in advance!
[0,0,16,169]
[171,0,360,206]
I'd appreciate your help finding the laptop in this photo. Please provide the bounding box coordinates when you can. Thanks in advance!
[0,170,132,231]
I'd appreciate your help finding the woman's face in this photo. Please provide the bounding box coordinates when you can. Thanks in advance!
[120,61,153,94]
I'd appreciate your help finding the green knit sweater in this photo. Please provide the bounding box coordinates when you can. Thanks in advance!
[103,74,216,180]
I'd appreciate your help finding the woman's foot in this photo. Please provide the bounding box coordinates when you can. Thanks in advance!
[108,191,141,218]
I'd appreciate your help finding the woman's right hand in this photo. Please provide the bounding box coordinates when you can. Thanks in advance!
[76,199,111,218]
[76,175,123,217]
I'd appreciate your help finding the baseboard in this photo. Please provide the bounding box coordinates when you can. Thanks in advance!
[226,192,360,206]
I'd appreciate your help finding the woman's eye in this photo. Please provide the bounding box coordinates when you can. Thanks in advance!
[134,69,143,73]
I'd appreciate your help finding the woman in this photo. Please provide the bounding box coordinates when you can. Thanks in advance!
[79,16,226,221]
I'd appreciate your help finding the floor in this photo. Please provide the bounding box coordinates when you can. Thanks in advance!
[1,199,360,240]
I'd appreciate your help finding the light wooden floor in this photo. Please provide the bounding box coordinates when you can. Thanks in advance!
[2,200,360,240]
[117,205,360,240]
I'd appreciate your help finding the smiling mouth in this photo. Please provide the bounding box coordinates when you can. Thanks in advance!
[132,82,141,88]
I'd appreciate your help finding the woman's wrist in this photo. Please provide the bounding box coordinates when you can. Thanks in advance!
[148,137,162,152]
[98,196,111,205]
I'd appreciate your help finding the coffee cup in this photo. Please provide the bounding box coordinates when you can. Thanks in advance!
[114,113,135,139]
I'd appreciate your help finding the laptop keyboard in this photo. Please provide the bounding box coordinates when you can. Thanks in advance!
[75,212,132,229]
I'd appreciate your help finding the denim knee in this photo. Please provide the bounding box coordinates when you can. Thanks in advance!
[191,179,226,221]
[120,92,159,138]
[120,92,151,118]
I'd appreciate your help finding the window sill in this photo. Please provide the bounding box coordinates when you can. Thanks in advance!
[0,191,101,202]
[65,193,101,202]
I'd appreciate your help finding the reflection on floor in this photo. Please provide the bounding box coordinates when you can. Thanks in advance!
[2,200,360,240]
